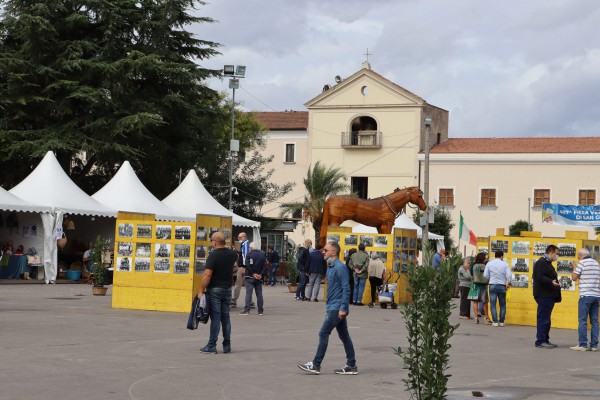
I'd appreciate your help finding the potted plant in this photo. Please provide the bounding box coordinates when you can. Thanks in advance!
[286,250,298,293]
[91,235,111,296]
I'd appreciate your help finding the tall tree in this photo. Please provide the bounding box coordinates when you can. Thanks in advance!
[280,161,348,243]
[0,0,222,197]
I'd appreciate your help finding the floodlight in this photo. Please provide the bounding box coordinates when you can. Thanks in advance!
[223,65,235,76]
[235,65,246,77]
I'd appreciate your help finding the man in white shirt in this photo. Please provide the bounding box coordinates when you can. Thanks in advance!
[484,250,512,327]
[570,248,600,351]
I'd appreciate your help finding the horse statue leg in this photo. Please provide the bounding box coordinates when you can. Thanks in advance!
[377,223,394,235]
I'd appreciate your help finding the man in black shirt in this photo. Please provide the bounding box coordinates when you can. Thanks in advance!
[197,231,238,354]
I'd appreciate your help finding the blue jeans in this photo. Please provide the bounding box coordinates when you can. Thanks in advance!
[206,287,232,348]
[296,271,307,299]
[244,278,264,313]
[313,310,356,368]
[578,296,600,348]
[488,284,507,323]
[535,296,556,346]
[268,263,279,285]
[353,277,366,303]
[306,273,322,300]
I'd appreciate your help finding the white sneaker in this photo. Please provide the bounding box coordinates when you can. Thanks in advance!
[569,345,589,352]
[591,347,598,352]
[492,323,499,327]
[499,323,505,327]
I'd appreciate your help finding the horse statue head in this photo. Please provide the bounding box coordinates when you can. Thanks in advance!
[407,187,427,211]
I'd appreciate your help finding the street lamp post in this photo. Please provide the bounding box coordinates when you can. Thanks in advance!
[421,116,432,257]
[223,65,246,211]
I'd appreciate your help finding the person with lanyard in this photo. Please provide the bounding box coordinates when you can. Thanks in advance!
[483,250,512,327]
[231,232,251,308]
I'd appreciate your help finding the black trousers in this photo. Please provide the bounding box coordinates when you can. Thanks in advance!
[369,277,383,303]
[459,286,471,317]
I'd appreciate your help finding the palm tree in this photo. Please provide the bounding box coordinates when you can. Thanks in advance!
[281,161,349,243]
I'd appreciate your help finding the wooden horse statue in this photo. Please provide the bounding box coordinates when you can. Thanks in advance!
[319,186,427,246]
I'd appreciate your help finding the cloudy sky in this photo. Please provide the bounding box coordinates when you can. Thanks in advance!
[191,0,600,138]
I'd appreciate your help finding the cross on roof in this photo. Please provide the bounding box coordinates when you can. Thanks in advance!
[363,48,373,62]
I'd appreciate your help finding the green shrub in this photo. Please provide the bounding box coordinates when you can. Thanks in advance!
[286,250,298,285]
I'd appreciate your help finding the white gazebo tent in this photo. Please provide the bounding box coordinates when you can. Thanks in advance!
[10,151,117,283]
[348,213,445,250]
[92,161,189,221]
[162,170,261,242]
[0,185,51,214]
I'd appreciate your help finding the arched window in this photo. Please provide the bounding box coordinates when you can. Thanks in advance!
[350,116,378,146]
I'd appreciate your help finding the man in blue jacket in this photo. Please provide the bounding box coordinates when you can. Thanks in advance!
[240,242,267,316]
[298,241,358,375]
[295,239,312,300]
[305,245,326,302]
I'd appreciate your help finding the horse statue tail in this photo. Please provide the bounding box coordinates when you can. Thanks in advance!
[319,201,330,247]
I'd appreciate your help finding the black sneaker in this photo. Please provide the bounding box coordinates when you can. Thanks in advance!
[313,299,319,302]
[223,344,231,354]
[200,345,217,354]
[230,302,237,308]
[298,362,320,375]
[240,310,250,316]
[334,365,358,375]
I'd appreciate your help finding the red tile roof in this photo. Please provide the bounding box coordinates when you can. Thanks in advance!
[430,137,600,154]
[254,111,308,130]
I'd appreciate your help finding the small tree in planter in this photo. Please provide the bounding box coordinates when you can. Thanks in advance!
[91,235,111,296]
[286,250,298,292]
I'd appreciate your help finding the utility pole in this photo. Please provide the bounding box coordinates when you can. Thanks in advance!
[223,65,245,211]
[421,116,432,257]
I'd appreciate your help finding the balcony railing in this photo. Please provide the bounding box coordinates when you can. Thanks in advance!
[341,131,382,148]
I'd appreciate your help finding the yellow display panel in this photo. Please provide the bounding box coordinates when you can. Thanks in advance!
[112,212,232,313]
[486,233,600,330]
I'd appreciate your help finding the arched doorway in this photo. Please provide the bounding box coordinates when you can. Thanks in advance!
[350,116,378,146]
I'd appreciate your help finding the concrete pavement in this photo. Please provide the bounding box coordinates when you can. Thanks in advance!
[1,283,600,400]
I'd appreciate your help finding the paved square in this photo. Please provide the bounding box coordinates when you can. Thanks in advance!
[1,283,600,400]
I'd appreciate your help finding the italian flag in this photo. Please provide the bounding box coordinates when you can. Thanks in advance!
[459,212,477,246]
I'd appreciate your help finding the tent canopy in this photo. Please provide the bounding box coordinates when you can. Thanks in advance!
[92,161,188,221]
[345,213,445,248]
[10,151,115,217]
[162,170,260,228]
[0,186,51,213]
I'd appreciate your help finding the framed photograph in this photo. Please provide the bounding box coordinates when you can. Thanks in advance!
[558,243,576,258]
[559,276,575,291]
[511,258,529,273]
[137,224,152,239]
[195,260,206,274]
[174,260,190,274]
[511,273,529,288]
[155,243,171,258]
[117,242,133,257]
[134,258,151,272]
[156,225,172,240]
[195,245,207,259]
[491,240,509,253]
[533,242,551,256]
[154,258,170,273]
[344,235,358,246]
[394,236,402,248]
[393,261,401,274]
[360,235,374,248]
[209,227,219,239]
[393,250,402,262]
[557,260,572,274]
[375,251,388,263]
[401,237,409,248]
[222,228,231,242]
[327,233,341,244]
[478,246,489,255]
[136,243,152,257]
[511,241,530,255]
[374,236,388,248]
[174,244,190,259]
[196,226,207,241]
[118,223,134,238]
[409,238,417,249]
[402,263,410,273]
[116,257,131,272]
[174,225,191,240]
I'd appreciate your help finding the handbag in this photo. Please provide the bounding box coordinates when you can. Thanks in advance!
[467,282,479,300]
[378,284,394,303]
[473,265,489,284]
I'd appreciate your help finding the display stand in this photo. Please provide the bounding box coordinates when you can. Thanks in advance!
[112,212,232,313]
[485,229,600,329]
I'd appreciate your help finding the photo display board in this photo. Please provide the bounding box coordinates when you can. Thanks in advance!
[486,231,600,330]
[112,212,232,313]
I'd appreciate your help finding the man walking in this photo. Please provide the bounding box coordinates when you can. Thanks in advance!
[197,232,238,354]
[298,242,357,375]
[295,239,312,301]
[305,245,326,302]
[240,242,266,316]
[231,232,250,308]
[350,243,369,305]
[267,245,280,286]
[533,245,561,349]
[570,248,600,351]
[484,250,512,327]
